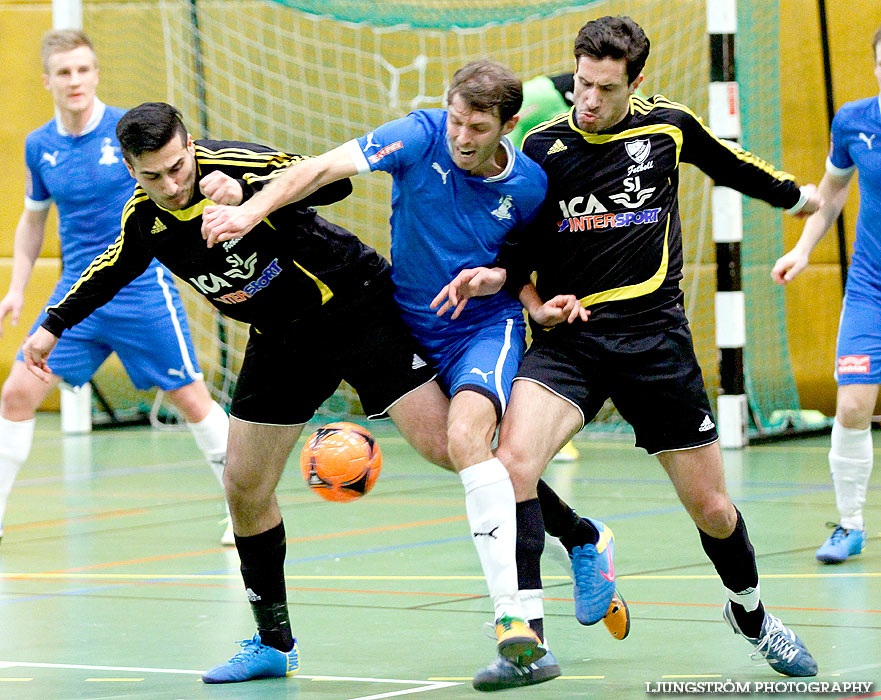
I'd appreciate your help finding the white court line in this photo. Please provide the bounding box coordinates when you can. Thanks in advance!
[0,662,461,698]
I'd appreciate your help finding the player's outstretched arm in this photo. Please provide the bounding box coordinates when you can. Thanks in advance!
[771,171,852,285]
[431,267,508,320]
[20,327,59,382]
[0,208,49,338]
[201,145,359,248]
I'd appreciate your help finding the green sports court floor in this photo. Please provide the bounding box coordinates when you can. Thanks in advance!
[0,414,878,700]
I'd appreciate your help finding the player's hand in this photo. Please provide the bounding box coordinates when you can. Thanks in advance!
[430,267,507,320]
[201,204,261,249]
[792,184,824,218]
[0,290,25,338]
[771,248,810,284]
[530,294,590,327]
[20,327,59,382]
[199,171,244,206]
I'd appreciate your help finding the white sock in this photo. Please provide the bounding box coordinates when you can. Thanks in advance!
[186,401,229,486]
[520,588,544,630]
[829,418,873,530]
[725,583,761,612]
[0,416,36,527]
[460,458,522,621]
[543,533,573,580]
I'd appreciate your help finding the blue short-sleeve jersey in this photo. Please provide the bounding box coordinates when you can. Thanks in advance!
[827,95,881,294]
[347,108,547,354]
[24,100,163,290]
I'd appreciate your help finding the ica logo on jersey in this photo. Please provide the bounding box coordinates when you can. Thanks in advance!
[557,191,660,233]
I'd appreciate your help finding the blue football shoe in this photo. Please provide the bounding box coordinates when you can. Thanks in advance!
[571,518,617,625]
[815,524,865,564]
[202,633,299,683]
[723,602,817,677]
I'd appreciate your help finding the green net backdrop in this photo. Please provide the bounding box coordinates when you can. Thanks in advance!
[81,0,803,434]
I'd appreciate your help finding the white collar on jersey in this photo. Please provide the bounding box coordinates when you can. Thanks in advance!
[445,132,516,181]
[481,135,515,183]
[55,98,106,137]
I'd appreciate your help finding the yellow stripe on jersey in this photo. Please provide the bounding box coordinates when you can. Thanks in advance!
[291,259,333,305]
[45,192,151,312]
[195,145,299,170]
[521,109,571,143]
[160,197,217,221]
[260,216,334,304]
[577,214,671,307]
[567,109,685,165]
[629,94,796,182]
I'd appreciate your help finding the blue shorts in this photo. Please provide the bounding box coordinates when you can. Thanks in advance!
[432,314,526,421]
[835,291,881,385]
[20,266,203,390]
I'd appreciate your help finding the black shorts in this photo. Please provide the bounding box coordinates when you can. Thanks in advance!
[231,276,437,425]
[516,324,718,454]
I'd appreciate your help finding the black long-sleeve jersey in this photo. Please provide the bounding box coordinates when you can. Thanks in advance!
[43,140,388,336]
[506,95,802,334]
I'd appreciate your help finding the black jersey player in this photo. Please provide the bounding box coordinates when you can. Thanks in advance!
[20,102,452,684]
[435,16,822,686]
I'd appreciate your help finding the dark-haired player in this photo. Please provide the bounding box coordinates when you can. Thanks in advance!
[20,101,447,684]
[437,15,822,683]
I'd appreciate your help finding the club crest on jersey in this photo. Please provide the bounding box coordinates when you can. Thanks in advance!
[99,137,120,165]
[625,138,651,164]
[491,195,514,221]
[624,138,654,175]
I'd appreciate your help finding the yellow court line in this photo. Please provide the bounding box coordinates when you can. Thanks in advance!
[0,678,32,681]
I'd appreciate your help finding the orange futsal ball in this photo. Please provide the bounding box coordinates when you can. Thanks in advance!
[300,422,382,502]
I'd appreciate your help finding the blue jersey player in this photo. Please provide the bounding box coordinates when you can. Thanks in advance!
[772,24,881,564]
[200,60,608,687]
[0,30,231,546]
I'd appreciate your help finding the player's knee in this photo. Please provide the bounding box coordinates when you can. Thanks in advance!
[693,495,736,538]
[0,375,45,420]
[166,381,213,423]
[446,415,491,466]
[835,396,874,429]
[221,463,265,507]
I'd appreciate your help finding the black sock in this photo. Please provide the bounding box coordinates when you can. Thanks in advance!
[698,508,765,638]
[536,479,599,551]
[236,521,293,652]
[516,499,544,642]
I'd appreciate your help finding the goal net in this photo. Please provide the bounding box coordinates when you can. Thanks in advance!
[81,0,807,437]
